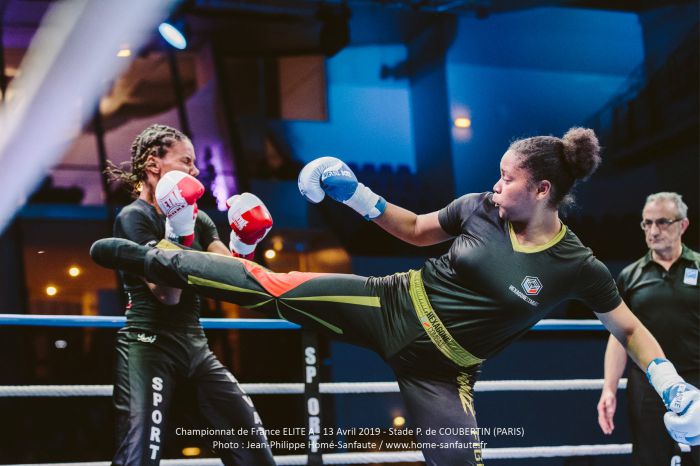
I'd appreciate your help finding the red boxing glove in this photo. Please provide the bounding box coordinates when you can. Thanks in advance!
[227,193,273,259]
[156,171,205,247]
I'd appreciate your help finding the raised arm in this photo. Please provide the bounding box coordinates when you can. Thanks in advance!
[372,204,452,247]
[298,157,453,247]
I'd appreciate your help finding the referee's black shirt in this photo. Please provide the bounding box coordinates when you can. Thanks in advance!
[618,244,700,384]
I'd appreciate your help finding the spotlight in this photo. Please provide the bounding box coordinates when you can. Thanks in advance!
[46,286,58,297]
[158,22,187,50]
[54,340,68,349]
[117,48,132,58]
[182,447,201,457]
[454,117,471,129]
[264,249,276,260]
[68,266,81,277]
[393,415,406,427]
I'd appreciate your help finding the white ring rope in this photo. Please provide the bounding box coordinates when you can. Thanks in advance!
[0,381,635,463]
[0,378,627,397]
[1,444,634,465]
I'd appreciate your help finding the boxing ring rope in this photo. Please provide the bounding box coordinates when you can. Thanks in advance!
[0,315,636,464]
[0,316,627,396]
[0,378,628,398]
[0,314,606,330]
[0,314,300,329]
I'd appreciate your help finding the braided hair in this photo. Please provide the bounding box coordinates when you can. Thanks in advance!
[105,124,188,197]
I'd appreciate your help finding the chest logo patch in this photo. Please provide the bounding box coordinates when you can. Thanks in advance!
[684,268,698,286]
[521,276,543,296]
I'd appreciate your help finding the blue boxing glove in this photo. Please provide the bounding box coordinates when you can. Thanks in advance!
[298,156,386,220]
[647,358,700,445]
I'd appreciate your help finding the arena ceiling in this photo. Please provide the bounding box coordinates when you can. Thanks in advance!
[0,0,694,133]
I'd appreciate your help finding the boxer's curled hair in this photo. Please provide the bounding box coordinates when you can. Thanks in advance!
[105,124,188,197]
[509,127,601,209]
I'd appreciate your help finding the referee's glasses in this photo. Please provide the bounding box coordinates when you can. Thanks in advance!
[640,218,684,231]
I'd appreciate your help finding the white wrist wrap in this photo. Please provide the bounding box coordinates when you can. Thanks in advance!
[230,233,256,256]
[647,359,684,398]
[344,183,382,219]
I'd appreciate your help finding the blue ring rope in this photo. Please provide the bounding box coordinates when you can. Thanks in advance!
[0,314,604,331]
[0,314,299,329]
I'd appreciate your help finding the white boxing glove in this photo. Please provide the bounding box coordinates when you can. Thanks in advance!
[298,156,386,220]
[647,358,700,445]
[227,193,273,258]
[155,171,204,247]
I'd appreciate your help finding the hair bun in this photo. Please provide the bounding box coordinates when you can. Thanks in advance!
[561,127,601,180]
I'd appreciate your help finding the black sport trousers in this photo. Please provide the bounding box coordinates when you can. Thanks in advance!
[140,245,486,466]
[112,328,275,466]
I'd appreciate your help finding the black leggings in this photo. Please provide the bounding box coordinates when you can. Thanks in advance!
[112,328,275,466]
[142,246,486,465]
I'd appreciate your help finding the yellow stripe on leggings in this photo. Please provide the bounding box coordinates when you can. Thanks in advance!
[154,239,184,250]
[457,372,476,418]
[188,275,272,297]
[408,270,483,368]
[246,298,275,309]
[284,295,380,307]
[278,300,344,335]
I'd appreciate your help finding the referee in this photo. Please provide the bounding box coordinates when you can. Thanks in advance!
[598,192,699,465]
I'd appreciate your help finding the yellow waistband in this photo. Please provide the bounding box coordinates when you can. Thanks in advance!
[155,239,184,250]
[408,270,483,368]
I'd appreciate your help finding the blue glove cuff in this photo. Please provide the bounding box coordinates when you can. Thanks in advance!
[646,358,670,384]
[364,196,387,221]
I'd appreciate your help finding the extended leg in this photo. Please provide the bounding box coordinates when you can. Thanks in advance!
[91,238,402,356]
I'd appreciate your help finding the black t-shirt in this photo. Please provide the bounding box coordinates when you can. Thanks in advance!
[114,198,220,330]
[420,192,621,359]
[617,245,700,384]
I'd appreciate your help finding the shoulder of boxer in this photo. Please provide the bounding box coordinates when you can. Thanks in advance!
[195,209,221,248]
[114,202,161,245]
[438,192,488,236]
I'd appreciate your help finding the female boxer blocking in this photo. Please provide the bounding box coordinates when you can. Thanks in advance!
[104,124,275,466]
[93,128,700,466]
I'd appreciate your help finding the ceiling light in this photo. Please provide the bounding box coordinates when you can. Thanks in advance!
[158,22,187,50]
[68,266,81,277]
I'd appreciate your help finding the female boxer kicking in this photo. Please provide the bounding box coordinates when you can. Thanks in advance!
[92,127,699,466]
